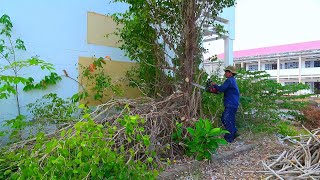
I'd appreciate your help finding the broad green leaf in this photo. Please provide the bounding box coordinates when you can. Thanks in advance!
[186,127,195,136]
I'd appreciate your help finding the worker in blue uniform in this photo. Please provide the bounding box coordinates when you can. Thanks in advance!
[210,66,240,143]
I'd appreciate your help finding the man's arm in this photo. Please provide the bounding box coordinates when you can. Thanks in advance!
[212,79,231,92]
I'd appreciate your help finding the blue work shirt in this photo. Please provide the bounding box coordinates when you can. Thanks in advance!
[213,76,240,108]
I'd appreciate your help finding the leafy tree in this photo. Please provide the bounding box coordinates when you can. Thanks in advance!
[112,0,236,117]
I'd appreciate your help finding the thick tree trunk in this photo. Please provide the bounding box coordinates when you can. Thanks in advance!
[181,0,199,118]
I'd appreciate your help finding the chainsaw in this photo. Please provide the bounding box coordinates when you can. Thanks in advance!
[191,79,218,94]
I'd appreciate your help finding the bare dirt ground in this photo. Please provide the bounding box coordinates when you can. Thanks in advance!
[161,132,290,179]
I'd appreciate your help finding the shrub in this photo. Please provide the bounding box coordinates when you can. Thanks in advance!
[0,111,158,179]
[302,105,320,129]
[27,93,78,122]
[173,119,228,160]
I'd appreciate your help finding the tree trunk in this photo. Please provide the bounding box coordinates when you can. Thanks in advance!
[181,0,199,118]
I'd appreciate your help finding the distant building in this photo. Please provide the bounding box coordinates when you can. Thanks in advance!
[205,40,320,92]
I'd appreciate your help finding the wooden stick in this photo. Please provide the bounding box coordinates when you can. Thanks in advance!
[262,161,284,180]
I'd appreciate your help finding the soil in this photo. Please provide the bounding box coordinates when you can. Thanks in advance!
[160,132,291,179]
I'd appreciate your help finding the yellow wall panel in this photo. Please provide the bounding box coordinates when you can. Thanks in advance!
[87,12,122,47]
[78,57,141,105]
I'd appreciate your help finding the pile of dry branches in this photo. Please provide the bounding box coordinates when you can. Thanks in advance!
[6,92,188,164]
[262,127,320,179]
[91,91,187,158]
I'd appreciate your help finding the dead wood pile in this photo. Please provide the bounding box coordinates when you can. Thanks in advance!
[262,127,320,179]
[6,92,187,165]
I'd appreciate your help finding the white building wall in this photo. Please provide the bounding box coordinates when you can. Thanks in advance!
[0,0,129,121]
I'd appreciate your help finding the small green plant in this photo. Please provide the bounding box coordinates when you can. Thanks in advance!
[2,115,28,141]
[236,69,311,123]
[26,93,78,122]
[0,14,61,116]
[0,14,61,115]
[0,14,62,144]
[277,121,301,137]
[173,119,228,160]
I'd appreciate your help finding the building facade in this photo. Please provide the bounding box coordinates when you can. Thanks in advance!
[205,40,320,93]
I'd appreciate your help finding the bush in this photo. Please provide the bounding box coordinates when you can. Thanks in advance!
[302,105,320,129]
[173,119,228,160]
[27,93,79,122]
[0,112,158,179]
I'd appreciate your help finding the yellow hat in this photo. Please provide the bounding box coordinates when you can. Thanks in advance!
[224,66,237,74]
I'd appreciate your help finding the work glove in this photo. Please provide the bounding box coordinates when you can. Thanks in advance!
[205,79,218,94]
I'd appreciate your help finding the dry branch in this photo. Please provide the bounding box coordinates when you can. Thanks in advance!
[4,92,188,167]
[261,128,320,179]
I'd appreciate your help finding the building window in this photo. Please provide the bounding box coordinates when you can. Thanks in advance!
[248,64,258,71]
[265,63,277,70]
[314,60,320,67]
[305,82,314,89]
[305,61,311,68]
[306,82,320,93]
[284,62,298,69]
[285,82,298,85]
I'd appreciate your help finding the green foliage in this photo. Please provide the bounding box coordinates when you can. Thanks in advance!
[26,93,78,122]
[240,119,307,139]
[23,72,62,91]
[112,0,236,97]
[277,121,301,137]
[201,69,311,126]
[0,110,158,179]
[112,2,168,96]
[72,57,123,104]
[200,66,225,121]
[2,115,28,140]
[173,119,228,160]
[236,69,311,122]
[0,14,61,115]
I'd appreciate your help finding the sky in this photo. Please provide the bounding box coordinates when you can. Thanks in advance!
[208,0,320,55]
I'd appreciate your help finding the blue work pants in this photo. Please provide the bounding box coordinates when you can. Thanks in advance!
[221,106,238,143]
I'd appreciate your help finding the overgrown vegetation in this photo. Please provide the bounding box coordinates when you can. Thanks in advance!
[0,109,158,179]
[112,0,236,117]
[0,1,318,179]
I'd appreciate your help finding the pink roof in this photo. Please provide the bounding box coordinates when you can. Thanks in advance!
[217,40,320,59]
